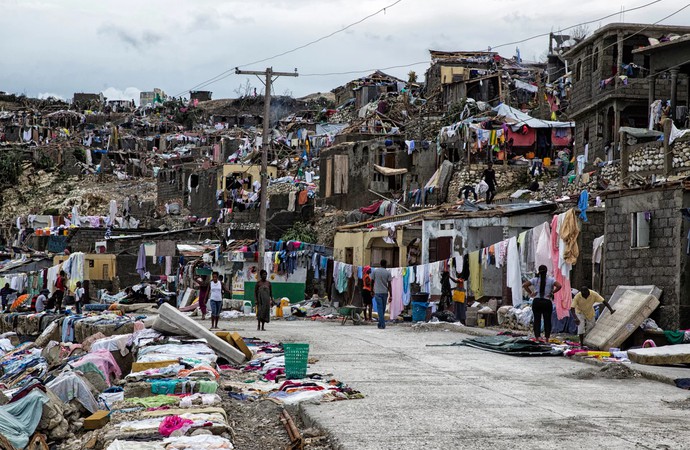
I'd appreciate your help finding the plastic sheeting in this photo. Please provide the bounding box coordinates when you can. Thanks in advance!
[0,390,49,449]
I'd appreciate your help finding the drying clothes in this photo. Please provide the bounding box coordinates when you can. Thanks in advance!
[298,190,308,205]
[389,275,404,320]
[592,236,605,264]
[551,216,573,320]
[578,190,589,222]
[506,237,523,306]
[535,222,553,274]
[401,268,411,306]
[468,251,483,298]
[136,244,147,279]
[159,415,193,437]
[287,191,296,212]
[47,372,99,413]
[196,380,218,393]
[559,209,580,265]
[0,390,49,449]
[151,379,178,394]
[72,349,122,386]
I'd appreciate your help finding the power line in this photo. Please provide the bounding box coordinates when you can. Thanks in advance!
[301,61,429,77]
[489,0,664,50]
[173,0,405,97]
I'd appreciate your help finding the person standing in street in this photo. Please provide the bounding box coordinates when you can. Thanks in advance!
[450,274,466,325]
[361,266,373,322]
[209,271,230,330]
[370,259,392,329]
[483,162,497,204]
[255,270,273,331]
[571,286,615,345]
[522,265,562,341]
[194,272,210,321]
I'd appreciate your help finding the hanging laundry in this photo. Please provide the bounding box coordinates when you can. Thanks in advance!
[506,237,523,306]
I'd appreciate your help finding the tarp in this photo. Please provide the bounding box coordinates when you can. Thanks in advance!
[493,103,574,130]
[373,164,407,176]
[0,390,49,449]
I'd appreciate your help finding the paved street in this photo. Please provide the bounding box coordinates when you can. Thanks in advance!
[214,318,690,450]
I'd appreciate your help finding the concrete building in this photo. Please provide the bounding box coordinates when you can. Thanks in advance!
[218,164,277,192]
[425,50,502,108]
[190,91,212,102]
[333,210,427,268]
[600,182,690,329]
[140,88,167,107]
[564,23,690,161]
[319,138,438,211]
[331,71,403,109]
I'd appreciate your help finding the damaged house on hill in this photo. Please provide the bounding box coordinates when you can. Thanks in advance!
[564,23,690,161]
[331,71,405,109]
[319,137,441,211]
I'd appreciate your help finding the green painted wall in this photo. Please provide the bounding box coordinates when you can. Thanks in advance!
[239,282,306,304]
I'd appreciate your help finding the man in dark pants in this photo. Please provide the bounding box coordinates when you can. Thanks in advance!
[370,259,392,330]
[483,162,497,204]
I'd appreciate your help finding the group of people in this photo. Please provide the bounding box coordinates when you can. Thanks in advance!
[0,270,89,314]
[523,265,615,344]
[192,264,273,332]
[357,259,613,345]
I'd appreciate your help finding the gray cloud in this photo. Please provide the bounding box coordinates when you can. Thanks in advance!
[98,24,163,49]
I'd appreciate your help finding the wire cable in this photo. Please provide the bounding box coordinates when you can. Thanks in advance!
[301,61,429,77]
[489,0,664,50]
[173,0,405,97]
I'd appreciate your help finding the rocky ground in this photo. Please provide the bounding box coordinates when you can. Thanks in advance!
[0,163,157,225]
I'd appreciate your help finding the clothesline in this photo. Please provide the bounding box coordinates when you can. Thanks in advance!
[326,207,582,320]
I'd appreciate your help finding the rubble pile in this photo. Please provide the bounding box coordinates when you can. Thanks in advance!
[312,207,346,247]
[629,140,690,173]
[447,166,525,201]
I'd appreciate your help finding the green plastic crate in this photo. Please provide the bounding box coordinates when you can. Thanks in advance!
[283,343,309,379]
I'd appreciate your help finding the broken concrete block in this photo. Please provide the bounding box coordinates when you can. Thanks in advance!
[83,410,110,430]
[155,303,246,365]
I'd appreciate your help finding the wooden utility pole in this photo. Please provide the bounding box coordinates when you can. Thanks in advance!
[234,67,298,270]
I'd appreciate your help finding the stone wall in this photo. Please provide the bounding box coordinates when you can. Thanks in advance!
[628,139,690,174]
[447,164,525,201]
[602,188,687,329]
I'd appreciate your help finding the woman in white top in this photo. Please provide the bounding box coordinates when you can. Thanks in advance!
[209,271,229,329]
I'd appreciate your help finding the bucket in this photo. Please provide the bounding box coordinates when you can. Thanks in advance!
[412,301,429,322]
[543,157,551,167]
[243,305,252,315]
[283,343,309,379]
[282,306,292,317]
[478,318,486,328]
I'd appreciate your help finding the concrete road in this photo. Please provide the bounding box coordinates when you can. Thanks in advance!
[215,318,690,450]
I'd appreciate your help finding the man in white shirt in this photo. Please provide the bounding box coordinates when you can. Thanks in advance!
[35,290,48,313]
[74,281,85,314]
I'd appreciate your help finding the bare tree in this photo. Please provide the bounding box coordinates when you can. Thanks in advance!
[234,79,254,98]
[571,24,590,43]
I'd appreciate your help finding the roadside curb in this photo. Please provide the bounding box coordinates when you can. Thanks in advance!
[298,403,346,450]
[571,355,679,387]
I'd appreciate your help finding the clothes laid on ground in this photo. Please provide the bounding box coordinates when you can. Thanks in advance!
[0,389,49,449]
[46,372,99,413]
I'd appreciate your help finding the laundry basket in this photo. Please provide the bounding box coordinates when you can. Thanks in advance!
[283,343,310,379]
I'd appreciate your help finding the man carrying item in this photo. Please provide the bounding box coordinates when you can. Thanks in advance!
[370,259,392,330]
[571,286,615,346]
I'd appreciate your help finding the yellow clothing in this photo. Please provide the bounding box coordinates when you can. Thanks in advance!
[560,208,580,264]
[452,290,465,303]
[468,251,483,299]
[571,290,605,320]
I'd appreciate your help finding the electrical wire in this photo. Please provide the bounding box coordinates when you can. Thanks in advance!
[301,61,429,77]
[173,0,405,97]
[489,0,664,50]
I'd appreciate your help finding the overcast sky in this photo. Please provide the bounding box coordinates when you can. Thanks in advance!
[2,0,689,103]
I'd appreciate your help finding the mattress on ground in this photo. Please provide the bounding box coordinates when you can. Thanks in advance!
[628,343,690,365]
[584,290,659,350]
[597,285,662,323]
